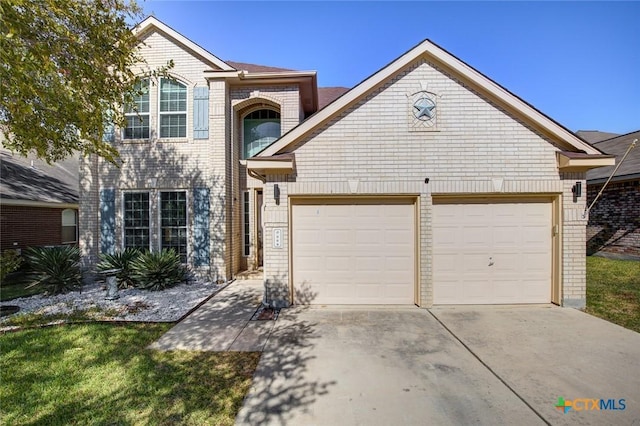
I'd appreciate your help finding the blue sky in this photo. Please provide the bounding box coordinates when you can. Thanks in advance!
[141,1,640,135]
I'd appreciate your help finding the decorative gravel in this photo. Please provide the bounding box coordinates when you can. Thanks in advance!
[0,280,225,324]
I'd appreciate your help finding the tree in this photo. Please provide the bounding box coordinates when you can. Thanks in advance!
[0,0,168,163]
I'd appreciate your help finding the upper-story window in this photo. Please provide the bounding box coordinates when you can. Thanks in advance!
[243,109,280,159]
[159,78,187,138]
[124,79,150,139]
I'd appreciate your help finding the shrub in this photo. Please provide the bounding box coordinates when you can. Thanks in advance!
[0,250,22,283]
[130,249,187,291]
[24,246,81,294]
[97,248,141,289]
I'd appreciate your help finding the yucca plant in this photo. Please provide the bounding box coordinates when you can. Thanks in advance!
[97,248,141,288]
[24,246,81,295]
[130,249,187,291]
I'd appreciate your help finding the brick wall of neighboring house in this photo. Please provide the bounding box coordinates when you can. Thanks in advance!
[0,205,74,251]
[587,180,640,257]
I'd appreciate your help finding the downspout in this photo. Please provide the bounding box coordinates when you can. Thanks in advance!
[583,139,637,219]
[248,168,267,183]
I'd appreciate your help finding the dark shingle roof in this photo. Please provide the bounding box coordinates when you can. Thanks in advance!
[318,87,350,110]
[225,61,293,73]
[587,130,640,183]
[576,130,620,144]
[0,147,79,204]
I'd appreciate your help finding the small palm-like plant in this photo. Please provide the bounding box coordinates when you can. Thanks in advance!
[24,246,81,294]
[97,248,140,288]
[130,249,187,291]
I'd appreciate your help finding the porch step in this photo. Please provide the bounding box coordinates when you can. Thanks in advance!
[237,269,264,280]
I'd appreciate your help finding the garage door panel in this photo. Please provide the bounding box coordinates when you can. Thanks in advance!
[293,200,415,305]
[433,200,551,305]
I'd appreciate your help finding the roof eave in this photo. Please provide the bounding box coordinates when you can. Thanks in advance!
[259,39,605,158]
[557,152,616,172]
[133,16,235,71]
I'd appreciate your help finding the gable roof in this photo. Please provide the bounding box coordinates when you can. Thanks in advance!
[0,146,79,206]
[587,130,639,183]
[259,39,604,158]
[133,16,235,71]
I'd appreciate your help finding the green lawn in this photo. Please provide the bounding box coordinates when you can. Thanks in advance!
[586,256,640,333]
[0,324,260,425]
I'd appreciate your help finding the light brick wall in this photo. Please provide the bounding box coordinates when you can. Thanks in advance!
[79,30,306,282]
[263,58,587,307]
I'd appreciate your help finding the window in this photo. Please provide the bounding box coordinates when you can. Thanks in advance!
[61,209,77,243]
[124,79,150,139]
[243,109,280,159]
[243,191,250,256]
[159,78,187,138]
[123,192,150,249]
[160,191,187,262]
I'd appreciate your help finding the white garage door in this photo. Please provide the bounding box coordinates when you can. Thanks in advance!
[432,199,551,304]
[292,199,415,305]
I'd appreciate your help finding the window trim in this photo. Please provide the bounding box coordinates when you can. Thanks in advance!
[158,190,189,263]
[241,107,281,160]
[123,78,150,141]
[122,190,152,252]
[158,77,188,140]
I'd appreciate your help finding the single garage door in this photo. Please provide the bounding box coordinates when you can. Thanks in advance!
[292,199,415,305]
[432,199,551,304]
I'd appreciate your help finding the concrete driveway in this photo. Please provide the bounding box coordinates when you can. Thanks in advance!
[237,305,640,426]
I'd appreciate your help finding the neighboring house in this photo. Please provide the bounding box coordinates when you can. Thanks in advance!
[0,144,79,251]
[582,130,639,258]
[80,17,614,309]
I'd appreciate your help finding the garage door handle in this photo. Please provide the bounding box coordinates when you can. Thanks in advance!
[488,257,494,266]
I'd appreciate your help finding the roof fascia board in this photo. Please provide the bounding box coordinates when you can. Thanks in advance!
[588,173,640,185]
[133,17,234,71]
[260,39,602,157]
[557,152,615,171]
[0,199,79,209]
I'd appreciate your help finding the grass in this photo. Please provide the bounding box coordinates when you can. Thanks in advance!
[586,256,640,333]
[0,323,261,425]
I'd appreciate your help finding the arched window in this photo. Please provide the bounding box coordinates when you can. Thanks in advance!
[61,209,77,243]
[243,109,280,159]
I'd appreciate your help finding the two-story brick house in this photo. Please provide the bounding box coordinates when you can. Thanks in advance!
[81,17,614,308]
[79,17,326,281]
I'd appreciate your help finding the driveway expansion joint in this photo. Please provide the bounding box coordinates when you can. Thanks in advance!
[428,308,552,426]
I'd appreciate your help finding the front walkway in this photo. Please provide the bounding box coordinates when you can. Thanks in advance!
[149,280,275,352]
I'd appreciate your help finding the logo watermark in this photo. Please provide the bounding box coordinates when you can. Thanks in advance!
[555,397,626,413]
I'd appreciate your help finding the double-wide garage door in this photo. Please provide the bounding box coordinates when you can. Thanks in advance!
[291,199,415,305]
[432,199,552,304]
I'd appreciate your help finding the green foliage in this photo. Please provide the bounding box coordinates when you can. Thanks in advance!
[97,248,140,288]
[586,256,640,333]
[24,246,81,294]
[0,0,172,163]
[0,249,22,282]
[130,249,187,291]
